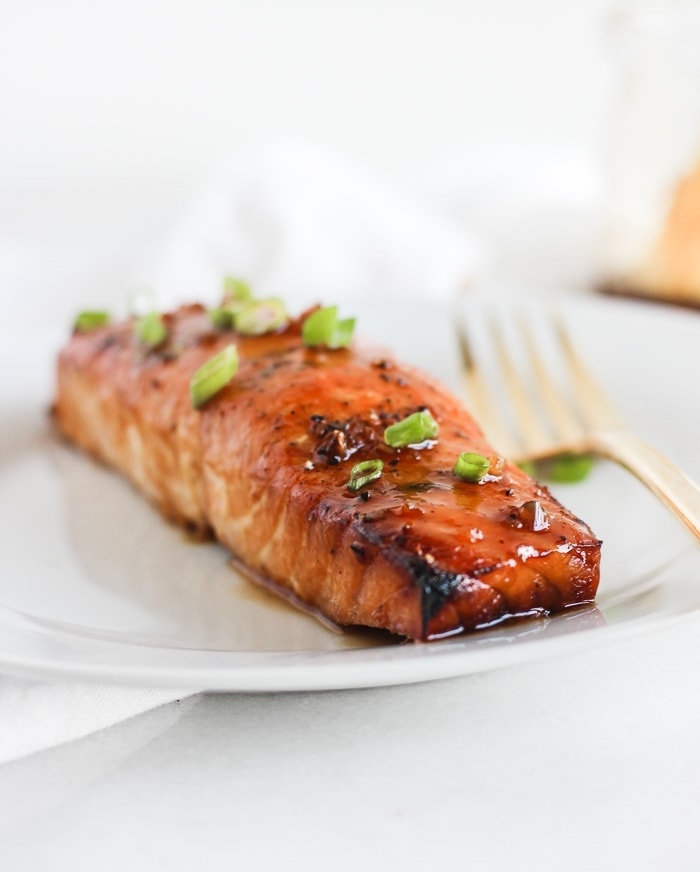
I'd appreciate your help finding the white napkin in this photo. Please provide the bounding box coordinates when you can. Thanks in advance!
[135,137,484,310]
[1,139,483,764]
[0,679,188,765]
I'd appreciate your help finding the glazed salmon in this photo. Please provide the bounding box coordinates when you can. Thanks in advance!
[54,303,601,640]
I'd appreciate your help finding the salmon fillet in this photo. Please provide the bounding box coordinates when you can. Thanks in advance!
[54,303,602,640]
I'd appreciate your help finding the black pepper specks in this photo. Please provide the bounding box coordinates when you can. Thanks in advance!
[96,334,120,352]
[309,414,377,465]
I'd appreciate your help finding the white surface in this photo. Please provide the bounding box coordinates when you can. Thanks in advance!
[2,626,700,871]
[135,139,484,309]
[604,1,700,277]
[1,297,699,694]
[0,0,614,191]
[0,680,185,766]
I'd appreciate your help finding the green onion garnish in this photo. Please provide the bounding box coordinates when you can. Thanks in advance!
[136,311,168,348]
[516,459,537,478]
[302,306,356,349]
[348,459,384,492]
[453,451,490,483]
[546,453,594,484]
[302,306,336,345]
[73,310,110,332]
[330,317,356,348]
[211,278,256,329]
[209,307,236,330]
[223,276,253,305]
[384,410,439,448]
[516,453,594,484]
[234,298,288,335]
[190,344,239,409]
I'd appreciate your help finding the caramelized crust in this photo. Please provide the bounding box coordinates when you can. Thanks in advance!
[54,304,602,640]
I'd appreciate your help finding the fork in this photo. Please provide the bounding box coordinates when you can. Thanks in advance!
[456,309,700,542]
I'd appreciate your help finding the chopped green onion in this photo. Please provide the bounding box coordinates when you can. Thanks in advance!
[211,278,256,328]
[545,453,595,484]
[302,306,336,345]
[516,453,594,484]
[516,459,537,478]
[453,451,490,483]
[384,410,439,448]
[348,459,384,492]
[302,306,356,349]
[73,310,110,332]
[330,317,356,348]
[209,307,236,330]
[234,298,288,335]
[136,311,168,347]
[190,344,239,409]
[223,276,253,305]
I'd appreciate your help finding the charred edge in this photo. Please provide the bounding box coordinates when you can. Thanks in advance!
[399,553,500,637]
[398,554,465,635]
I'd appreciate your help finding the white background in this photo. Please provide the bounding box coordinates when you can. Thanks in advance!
[0,0,616,238]
[1,0,615,181]
[0,0,622,325]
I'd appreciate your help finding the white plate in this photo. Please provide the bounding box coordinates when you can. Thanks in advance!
[1,296,699,690]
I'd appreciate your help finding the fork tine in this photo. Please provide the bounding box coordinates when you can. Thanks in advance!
[458,307,621,461]
[553,314,623,432]
[455,319,520,458]
[456,304,700,541]
[488,314,552,458]
[517,313,583,447]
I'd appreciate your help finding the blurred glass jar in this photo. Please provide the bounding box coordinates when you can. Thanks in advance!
[601,0,700,306]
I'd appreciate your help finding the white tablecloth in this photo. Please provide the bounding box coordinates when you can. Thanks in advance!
[2,622,700,870]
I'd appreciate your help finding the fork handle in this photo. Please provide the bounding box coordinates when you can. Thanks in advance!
[592,429,700,542]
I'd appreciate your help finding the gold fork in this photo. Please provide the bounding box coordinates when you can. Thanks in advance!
[456,309,700,541]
